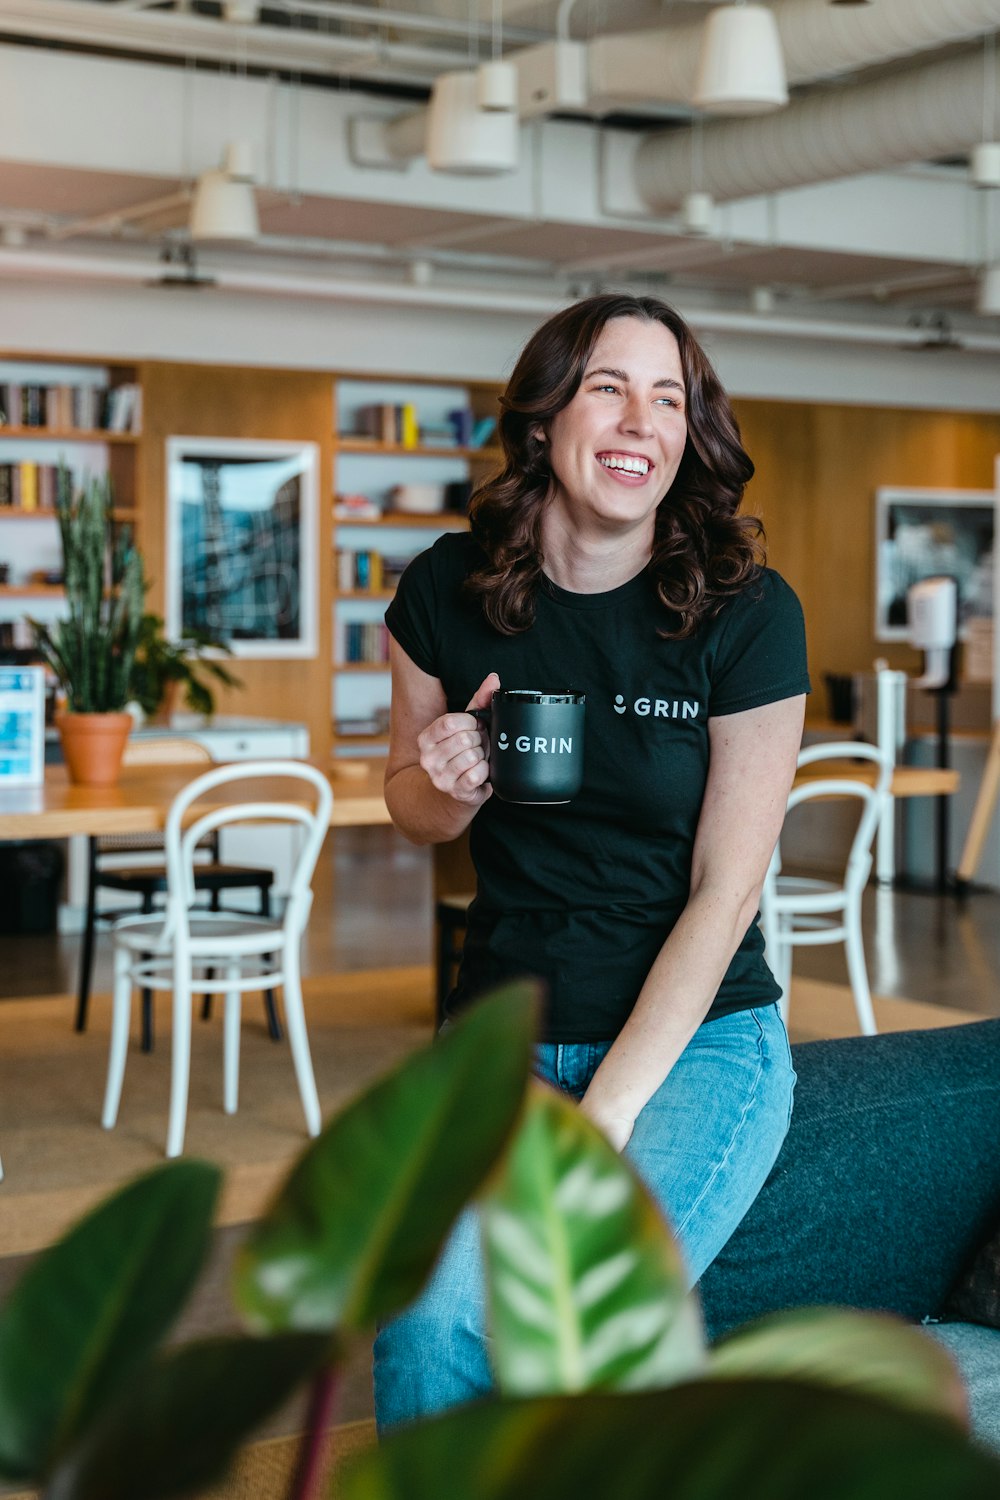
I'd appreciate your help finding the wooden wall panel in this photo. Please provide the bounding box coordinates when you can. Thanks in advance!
[733,400,1000,723]
[137,361,334,759]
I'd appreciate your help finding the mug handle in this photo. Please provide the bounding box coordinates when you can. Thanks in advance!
[469,708,492,725]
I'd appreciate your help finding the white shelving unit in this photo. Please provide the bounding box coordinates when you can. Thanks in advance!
[331,376,501,756]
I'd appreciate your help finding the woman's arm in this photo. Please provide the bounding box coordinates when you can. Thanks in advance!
[579,693,806,1149]
[383,637,499,845]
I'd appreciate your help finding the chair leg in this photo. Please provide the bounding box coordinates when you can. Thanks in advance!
[102,945,134,1129]
[75,836,99,1033]
[260,888,282,1041]
[166,968,194,1159]
[141,890,156,1053]
[223,963,241,1116]
[281,943,321,1137]
[201,888,223,1023]
[844,901,878,1037]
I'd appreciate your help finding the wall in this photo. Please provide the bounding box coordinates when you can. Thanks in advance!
[734,401,1000,722]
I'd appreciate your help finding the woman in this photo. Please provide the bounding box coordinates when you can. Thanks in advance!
[374,293,809,1428]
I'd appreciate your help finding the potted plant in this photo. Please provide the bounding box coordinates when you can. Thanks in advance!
[0,988,995,1500]
[30,469,144,786]
[129,613,242,722]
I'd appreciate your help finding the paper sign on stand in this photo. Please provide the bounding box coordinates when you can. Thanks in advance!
[0,666,45,786]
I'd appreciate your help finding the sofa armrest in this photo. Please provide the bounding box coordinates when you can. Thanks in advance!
[699,1019,1000,1342]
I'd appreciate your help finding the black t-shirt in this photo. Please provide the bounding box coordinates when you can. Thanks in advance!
[386,533,810,1042]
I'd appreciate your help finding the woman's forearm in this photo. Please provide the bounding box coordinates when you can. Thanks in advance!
[384,763,486,845]
[580,880,761,1128]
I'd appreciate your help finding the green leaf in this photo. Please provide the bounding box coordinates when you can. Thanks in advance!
[48,1334,328,1500]
[0,1162,220,1481]
[709,1308,969,1426]
[481,1082,703,1397]
[233,983,539,1334]
[340,1382,1000,1500]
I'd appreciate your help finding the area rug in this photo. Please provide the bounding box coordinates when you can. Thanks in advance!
[0,969,978,1260]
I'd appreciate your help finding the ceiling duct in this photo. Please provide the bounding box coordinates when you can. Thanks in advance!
[585,0,1000,112]
[633,46,1000,212]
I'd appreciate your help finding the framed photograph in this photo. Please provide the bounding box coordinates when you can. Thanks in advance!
[874,486,996,642]
[166,437,318,658]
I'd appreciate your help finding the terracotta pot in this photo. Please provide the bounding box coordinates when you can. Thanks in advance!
[56,711,132,787]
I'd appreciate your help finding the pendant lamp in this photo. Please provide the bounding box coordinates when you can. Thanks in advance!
[190,143,259,243]
[693,2,788,116]
[426,69,519,174]
[979,263,1000,316]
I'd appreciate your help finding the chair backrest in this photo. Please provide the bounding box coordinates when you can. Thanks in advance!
[775,741,893,895]
[100,738,215,855]
[123,737,214,767]
[163,760,333,939]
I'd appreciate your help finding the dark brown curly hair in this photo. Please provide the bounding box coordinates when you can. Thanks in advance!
[465,292,763,639]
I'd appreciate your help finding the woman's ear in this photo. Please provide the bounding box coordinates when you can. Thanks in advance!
[531,426,546,444]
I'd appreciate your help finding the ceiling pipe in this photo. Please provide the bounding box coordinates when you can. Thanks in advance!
[634,46,1000,212]
[0,0,465,84]
[2,245,1000,352]
[586,0,1000,111]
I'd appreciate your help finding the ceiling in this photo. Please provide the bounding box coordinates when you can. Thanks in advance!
[1,0,1000,344]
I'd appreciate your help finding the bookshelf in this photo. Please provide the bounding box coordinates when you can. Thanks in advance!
[331,374,502,754]
[0,356,142,652]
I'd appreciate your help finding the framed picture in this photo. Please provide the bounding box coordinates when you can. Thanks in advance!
[874,486,996,642]
[166,437,318,658]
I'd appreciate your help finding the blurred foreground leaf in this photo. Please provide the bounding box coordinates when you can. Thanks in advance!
[234,983,539,1333]
[341,1381,1000,1500]
[482,1083,703,1395]
[0,1162,219,1480]
[709,1307,969,1426]
[49,1334,327,1500]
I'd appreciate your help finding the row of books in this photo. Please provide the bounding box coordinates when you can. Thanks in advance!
[347,403,496,450]
[334,549,411,593]
[336,621,391,665]
[0,462,64,512]
[0,382,141,433]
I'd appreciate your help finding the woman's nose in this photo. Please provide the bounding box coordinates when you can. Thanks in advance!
[620,393,653,436]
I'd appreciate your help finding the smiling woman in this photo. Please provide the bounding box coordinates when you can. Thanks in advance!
[375,293,810,1433]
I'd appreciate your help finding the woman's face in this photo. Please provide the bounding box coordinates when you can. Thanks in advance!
[542,316,688,540]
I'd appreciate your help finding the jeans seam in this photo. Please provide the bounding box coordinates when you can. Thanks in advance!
[671,1008,769,1240]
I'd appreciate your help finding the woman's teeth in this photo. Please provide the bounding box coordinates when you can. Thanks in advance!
[599,455,650,476]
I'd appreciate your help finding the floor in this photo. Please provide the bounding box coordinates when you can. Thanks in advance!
[3,825,1000,1019]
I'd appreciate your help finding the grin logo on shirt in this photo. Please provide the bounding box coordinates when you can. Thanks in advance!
[613,693,701,719]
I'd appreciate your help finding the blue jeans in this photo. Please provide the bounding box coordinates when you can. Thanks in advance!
[372,1003,795,1432]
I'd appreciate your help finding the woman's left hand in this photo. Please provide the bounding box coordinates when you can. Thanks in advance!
[578,1094,635,1152]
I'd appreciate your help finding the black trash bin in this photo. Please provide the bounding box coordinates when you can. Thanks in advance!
[0,840,65,935]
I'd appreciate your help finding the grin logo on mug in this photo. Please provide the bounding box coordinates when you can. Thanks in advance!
[473,689,586,804]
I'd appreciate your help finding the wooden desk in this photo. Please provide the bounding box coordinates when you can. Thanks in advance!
[0,760,391,840]
[793,761,960,799]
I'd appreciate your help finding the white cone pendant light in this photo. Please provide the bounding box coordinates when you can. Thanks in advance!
[190,143,259,242]
[426,70,519,174]
[693,3,788,116]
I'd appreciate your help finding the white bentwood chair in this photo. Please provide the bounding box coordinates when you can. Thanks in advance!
[101,760,332,1158]
[760,742,893,1037]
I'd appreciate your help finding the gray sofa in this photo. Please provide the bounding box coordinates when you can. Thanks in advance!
[698,1019,1000,1451]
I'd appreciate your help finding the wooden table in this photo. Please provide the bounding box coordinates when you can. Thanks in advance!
[0,760,391,840]
[793,761,959,799]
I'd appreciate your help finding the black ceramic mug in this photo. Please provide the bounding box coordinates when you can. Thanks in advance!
[473,688,586,804]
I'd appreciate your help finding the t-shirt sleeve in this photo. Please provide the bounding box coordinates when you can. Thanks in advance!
[384,542,441,677]
[709,570,811,716]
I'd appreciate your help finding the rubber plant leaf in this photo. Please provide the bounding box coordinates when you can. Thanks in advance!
[340,1381,1000,1500]
[709,1306,969,1426]
[481,1081,704,1396]
[0,1162,220,1481]
[234,982,539,1333]
[46,1333,329,1500]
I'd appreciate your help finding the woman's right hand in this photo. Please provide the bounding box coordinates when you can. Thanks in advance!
[416,672,500,807]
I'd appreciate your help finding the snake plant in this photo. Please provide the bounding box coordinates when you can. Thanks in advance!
[30,468,145,713]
